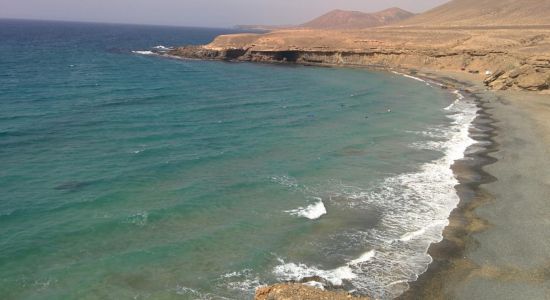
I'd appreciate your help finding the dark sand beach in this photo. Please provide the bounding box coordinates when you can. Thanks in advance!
[399,70,550,300]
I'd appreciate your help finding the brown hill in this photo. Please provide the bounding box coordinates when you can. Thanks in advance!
[301,7,414,29]
[399,0,550,26]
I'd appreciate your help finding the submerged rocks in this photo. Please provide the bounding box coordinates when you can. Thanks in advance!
[168,46,249,61]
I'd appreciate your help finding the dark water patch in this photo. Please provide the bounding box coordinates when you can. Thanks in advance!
[54,181,94,192]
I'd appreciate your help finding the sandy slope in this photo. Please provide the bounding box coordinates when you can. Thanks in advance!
[399,0,550,26]
[301,8,414,30]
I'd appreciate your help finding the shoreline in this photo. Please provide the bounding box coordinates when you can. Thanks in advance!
[145,49,549,298]
[254,67,484,300]
[399,71,550,299]
[397,71,499,299]
[249,65,548,299]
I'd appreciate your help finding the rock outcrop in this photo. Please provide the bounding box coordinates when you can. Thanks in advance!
[167,0,550,94]
[168,42,549,93]
[483,57,550,91]
[255,284,371,300]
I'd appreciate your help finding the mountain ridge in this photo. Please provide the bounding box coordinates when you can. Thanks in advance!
[398,0,550,26]
[301,7,414,29]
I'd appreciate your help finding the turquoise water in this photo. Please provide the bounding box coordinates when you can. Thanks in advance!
[0,20,477,299]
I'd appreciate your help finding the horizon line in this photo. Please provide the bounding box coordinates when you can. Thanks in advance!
[0,17,238,30]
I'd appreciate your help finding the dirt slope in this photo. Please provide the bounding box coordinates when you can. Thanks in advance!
[302,7,414,29]
[399,0,550,26]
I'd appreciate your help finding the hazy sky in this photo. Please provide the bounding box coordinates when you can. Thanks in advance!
[0,0,449,27]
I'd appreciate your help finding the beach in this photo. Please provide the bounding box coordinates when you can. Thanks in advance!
[166,16,550,296]
[253,68,550,299]
[2,17,549,299]
[399,71,550,300]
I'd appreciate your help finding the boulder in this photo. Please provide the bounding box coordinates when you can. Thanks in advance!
[489,79,510,90]
[483,69,505,85]
[508,65,532,79]
[516,71,550,91]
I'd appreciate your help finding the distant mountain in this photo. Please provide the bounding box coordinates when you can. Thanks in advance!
[300,7,415,29]
[398,0,550,26]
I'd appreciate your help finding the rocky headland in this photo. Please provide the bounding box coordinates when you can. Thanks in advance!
[168,26,550,93]
[169,0,550,94]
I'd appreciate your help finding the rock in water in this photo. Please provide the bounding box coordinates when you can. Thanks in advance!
[255,283,371,300]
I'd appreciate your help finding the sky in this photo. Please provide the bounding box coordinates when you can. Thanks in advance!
[0,0,450,28]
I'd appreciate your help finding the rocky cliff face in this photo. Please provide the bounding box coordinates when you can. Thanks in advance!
[169,44,550,92]
[483,56,550,91]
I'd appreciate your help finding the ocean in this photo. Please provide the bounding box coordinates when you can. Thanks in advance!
[0,19,478,299]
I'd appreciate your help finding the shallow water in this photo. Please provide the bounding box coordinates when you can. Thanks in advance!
[0,20,477,299]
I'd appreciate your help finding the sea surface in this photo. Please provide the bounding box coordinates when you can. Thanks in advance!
[0,20,477,299]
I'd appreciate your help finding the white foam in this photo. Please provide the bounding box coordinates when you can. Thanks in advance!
[273,262,356,286]
[271,175,299,188]
[286,197,327,220]
[392,71,431,86]
[270,77,478,298]
[273,250,374,288]
[294,83,479,298]
[350,250,376,265]
[399,220,448,242]
[153,45,173,51]
[444,90,465,111]
[218,269,263,294]
[132,50,155,55]
[303,281,325,290]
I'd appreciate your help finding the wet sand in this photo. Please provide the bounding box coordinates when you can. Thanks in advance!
[400,70,550,300]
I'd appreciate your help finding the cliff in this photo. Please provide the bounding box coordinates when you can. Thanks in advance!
[167,0,550,93]
[168,27,550,92]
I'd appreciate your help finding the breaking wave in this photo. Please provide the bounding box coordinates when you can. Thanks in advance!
[273,88,478,298]
[285,197,327,220]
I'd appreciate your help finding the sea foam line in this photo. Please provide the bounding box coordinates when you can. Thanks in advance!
[273,250,376,287]
[273,79,478,299]
[391,71,431,86]
[132,50,156,55]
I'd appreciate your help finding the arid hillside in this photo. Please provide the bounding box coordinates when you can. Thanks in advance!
[399,0,550,26]
[301,7,414,29]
